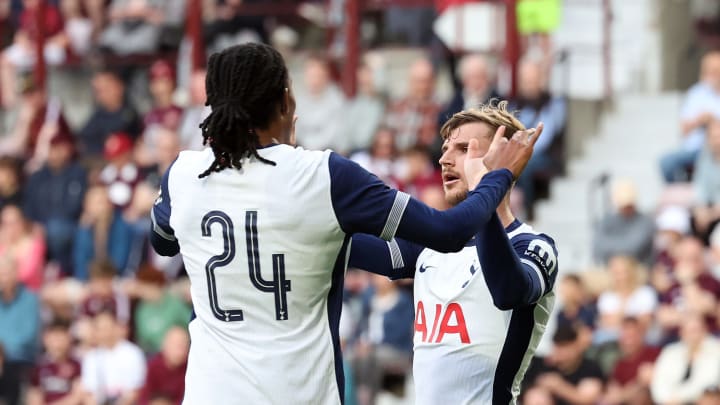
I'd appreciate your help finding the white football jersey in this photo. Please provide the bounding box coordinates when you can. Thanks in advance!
[152,145,413,405]
[411,222,557,405]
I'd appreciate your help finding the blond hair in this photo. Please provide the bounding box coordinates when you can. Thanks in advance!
[439,100,525,141]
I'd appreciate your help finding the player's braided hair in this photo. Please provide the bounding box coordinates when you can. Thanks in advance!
[198,43,289,178]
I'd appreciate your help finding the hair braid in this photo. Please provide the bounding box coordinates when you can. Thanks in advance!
[198,44,290,178]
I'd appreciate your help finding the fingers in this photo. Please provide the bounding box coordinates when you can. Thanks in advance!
[467,138,482,159]
[528,122,544,146]
[490,125,507,148]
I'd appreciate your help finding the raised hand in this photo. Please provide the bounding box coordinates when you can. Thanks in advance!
[481,122,544,181]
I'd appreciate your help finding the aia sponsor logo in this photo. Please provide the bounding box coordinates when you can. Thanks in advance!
[414,300,470,344]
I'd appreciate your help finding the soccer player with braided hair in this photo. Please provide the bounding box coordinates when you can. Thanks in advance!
[150,43,543,404]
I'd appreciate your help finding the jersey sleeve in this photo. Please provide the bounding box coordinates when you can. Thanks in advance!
[328,152,513,252]
[150,161,180,256]
[349,234,424,280]
[475,213,558,309]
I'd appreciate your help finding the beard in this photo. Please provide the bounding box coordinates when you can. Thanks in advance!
[444,188,468,207]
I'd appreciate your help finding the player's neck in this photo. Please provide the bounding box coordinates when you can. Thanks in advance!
[256,125,283,146]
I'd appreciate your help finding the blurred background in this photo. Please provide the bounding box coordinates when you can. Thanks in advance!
[0,0,719,404]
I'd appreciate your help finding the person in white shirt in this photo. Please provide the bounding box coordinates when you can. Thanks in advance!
[81,311,146,405]
[651,313,720,404]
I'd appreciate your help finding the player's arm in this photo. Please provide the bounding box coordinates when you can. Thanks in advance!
[475,213,557,310]
[150,161,179,256]
[349,234,424,279]
[329,152,513,252]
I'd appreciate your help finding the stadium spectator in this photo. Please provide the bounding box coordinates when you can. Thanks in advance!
[139,326,189,405]
[23,129,86,274]
[99,132,141,209]
[556,274,597,330]
[650,313,720,404]
[595,256,657,342]
[138,128,179,188]
[438,54,498,127]
[177,69,209,150]
[26,319,82,405]
[350,127,401,188]
[513,57,567,218]
[294,55,345,152]
[98,0,185,56]
[126,265,190,354]
[78,69,142,158]
[341,59,386,155]
[655,236,720,342]
[73,186,134,280]
[711,225,720,277]
[601,317,659,405]
[0,204,45,290]
[593,178,655,266]
[0,0,65,108]
[0,79,50,158]
[652,205,692,271]
[692,119,720,240]
[203,0,267,54]
[79,259,130,322]
[0,157,22,210]
[80,311,146,405]
[526,324,605,405]
[384,58,440,152]
[396,146,441,199]
[0,255,41,404]
[143,60,182,131]
[353,273,413,405]
[660,51,720,183]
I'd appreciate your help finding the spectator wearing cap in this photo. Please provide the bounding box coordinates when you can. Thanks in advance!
[99,132,141,209]
[125,265,190,354]
[593,179,655,266]
[653,205,691,271]
[73,186,134,280]
[139,327,188,405]
[78,69,142,158]
[23,129,86,275]
[651,313,720,404]
[144,60,183,133]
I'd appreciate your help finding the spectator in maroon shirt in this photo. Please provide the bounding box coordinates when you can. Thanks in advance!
[656,236,720,341]
[602,317,660,405]
[144,60,182,132]
[26,319,82,405]
[139,327,188,405]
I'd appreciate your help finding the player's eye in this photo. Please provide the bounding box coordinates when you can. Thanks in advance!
[462,146,468,153]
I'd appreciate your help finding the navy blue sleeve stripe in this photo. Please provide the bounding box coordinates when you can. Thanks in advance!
[387,238,405,269]
[380,192,410,240]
